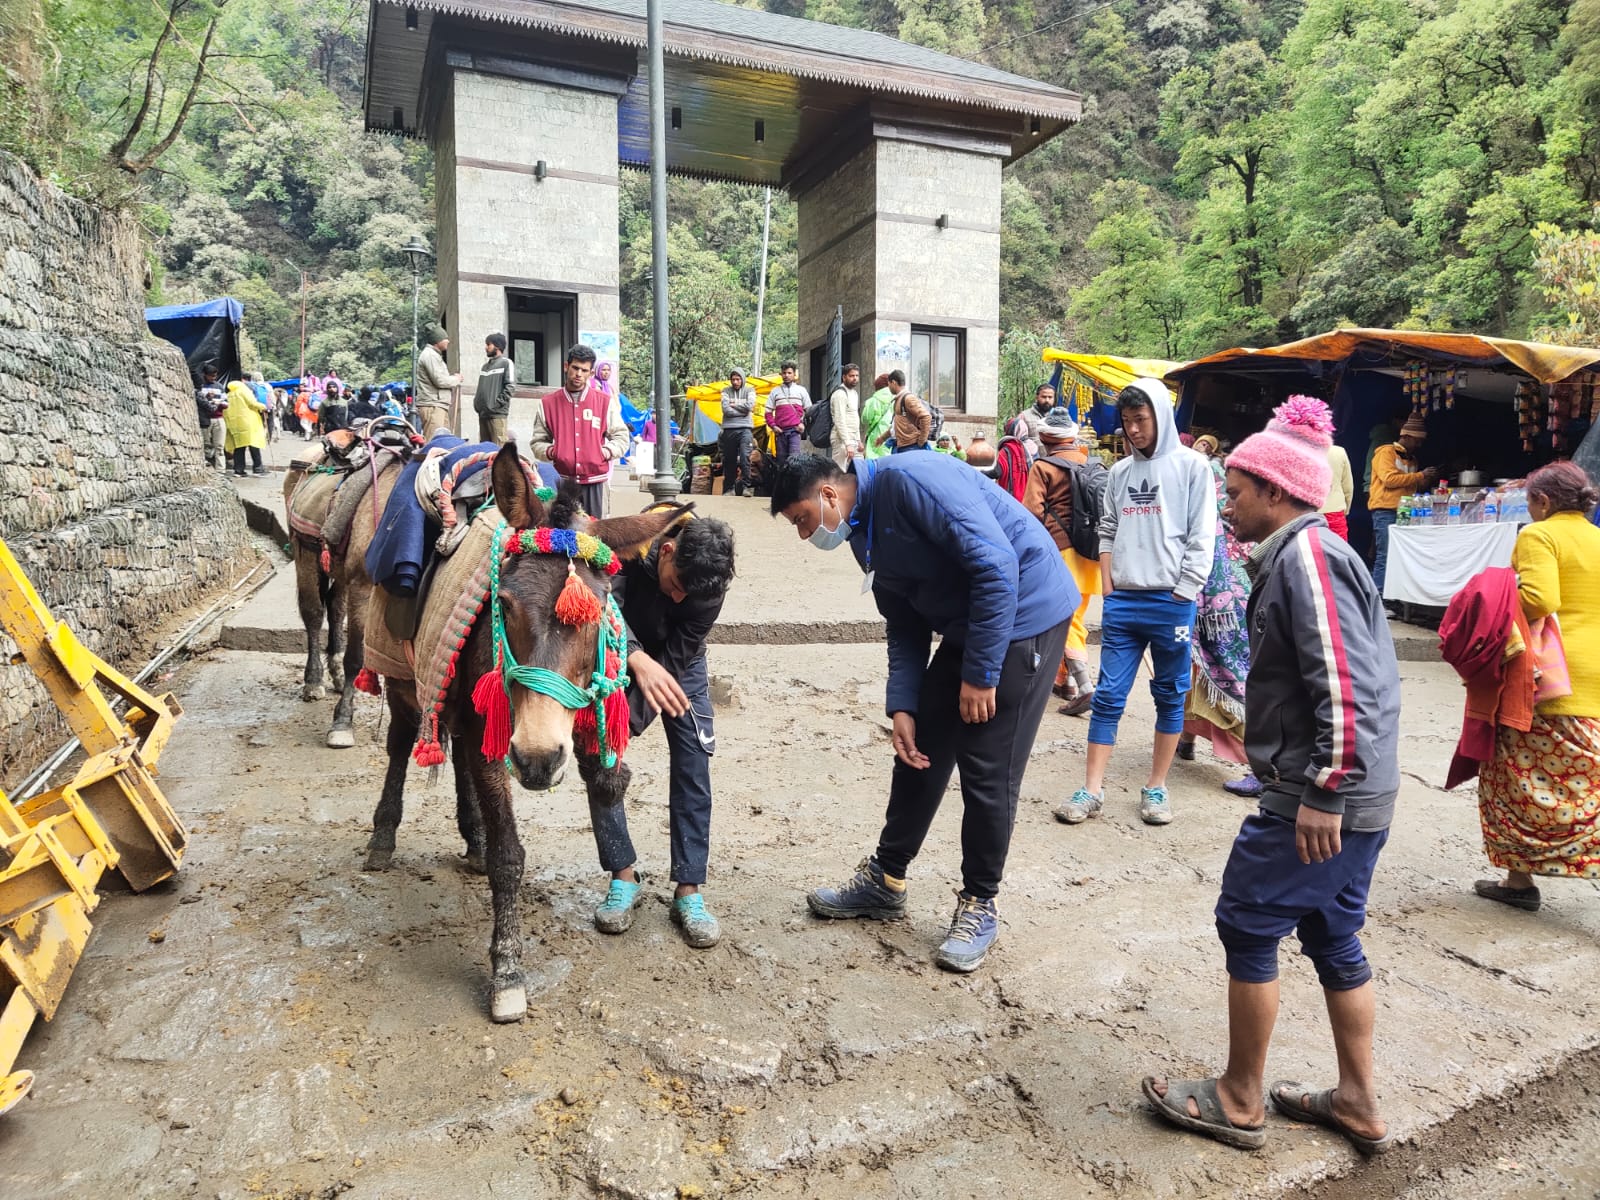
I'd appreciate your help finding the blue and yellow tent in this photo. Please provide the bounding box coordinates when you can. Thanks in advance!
[1041,349,1179,435]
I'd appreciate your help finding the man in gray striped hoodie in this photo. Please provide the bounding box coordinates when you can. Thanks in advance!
[1143,397,1399,1157]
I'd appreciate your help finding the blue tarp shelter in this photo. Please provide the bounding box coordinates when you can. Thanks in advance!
[145,298,243,384]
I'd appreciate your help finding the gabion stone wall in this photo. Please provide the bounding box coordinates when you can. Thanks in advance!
[0,150,254,773]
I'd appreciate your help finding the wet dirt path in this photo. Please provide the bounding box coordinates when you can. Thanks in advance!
[3,641,1599,1199]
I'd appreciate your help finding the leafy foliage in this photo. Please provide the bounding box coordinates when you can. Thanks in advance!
[4,0,1597,406]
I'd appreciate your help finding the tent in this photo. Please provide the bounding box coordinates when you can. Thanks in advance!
[1168,327,1600,555]
[1040,349,1180,436]
[686,375,783,448]
[145,298,243,384]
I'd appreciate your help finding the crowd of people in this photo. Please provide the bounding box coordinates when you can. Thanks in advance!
[213,325,1600,1157]
[759,385,1404,1155]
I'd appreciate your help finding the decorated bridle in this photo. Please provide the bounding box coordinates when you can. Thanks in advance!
[470,499,633,770]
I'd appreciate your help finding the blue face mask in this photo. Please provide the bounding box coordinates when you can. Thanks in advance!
[809,494,851,551]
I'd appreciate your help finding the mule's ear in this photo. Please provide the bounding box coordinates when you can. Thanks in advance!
[492,444,544,529]
[589,501,695,560]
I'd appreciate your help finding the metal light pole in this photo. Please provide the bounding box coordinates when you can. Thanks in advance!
[647,0,677,499]
[751,186,771,377]
[401,234,433,406]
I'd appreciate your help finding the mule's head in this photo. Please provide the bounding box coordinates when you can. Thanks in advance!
[488,446,691,790]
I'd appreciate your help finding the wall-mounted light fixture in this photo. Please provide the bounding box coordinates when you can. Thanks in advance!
[534,160,547,181]
[754,119,765,143]
[1030,116,1041,135]
[392,107,405,131]
[406,4,418,29]
[671,106,682,130]
[935,213,949,229]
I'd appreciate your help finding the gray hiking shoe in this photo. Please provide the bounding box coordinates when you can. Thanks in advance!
[1140,785,1174,826]
[593,878,644,934]
[934,892,999,973]
[671,893,721,948]
[807,858,907,920]
[1055,788,1103,825]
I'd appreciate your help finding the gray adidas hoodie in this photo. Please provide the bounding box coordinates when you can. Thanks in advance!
[1096,379,1217,600]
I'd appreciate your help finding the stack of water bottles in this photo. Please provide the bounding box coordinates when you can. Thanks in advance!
[1396,482,1528,526]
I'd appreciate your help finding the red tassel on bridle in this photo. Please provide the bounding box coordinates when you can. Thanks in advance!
[353,667,382,695]
[319,545,332,572]
[554,564,604,627]
[472,667,512,759]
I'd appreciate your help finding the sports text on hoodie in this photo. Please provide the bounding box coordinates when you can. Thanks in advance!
[1096,380,1217,600]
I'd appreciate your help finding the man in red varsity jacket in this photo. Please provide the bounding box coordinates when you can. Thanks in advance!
[529,343,632,516]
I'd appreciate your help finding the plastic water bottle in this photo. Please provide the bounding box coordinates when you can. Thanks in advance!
[1447,489,1463,526]
[1482,490,1499,524]
[1415,493,1431,525]
[1396,496,1410,526]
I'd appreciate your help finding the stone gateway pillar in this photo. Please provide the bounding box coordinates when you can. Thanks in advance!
[795,109,1008,430]
[433,65,626,434]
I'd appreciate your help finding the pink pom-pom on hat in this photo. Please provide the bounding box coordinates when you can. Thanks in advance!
[1225,394,1336,507]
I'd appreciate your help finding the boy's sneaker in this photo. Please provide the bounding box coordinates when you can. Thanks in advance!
[671,893,721,948]
[807,858,907,920]
[1054,788,1103,824]
[934,892,999,973]
[593,878,644,934]
[1140,785,1175,825]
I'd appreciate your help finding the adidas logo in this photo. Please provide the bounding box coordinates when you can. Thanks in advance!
[1128,479,1160,505]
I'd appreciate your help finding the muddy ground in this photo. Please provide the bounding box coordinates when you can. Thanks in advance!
[3,484,1599,1199]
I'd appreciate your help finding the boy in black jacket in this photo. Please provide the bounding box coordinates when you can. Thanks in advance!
[589,514,736,948]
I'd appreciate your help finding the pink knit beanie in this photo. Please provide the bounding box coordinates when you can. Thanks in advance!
[1225,395,1335,507]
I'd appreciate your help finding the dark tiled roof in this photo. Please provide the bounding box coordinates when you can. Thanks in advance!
[396,0,1080,119]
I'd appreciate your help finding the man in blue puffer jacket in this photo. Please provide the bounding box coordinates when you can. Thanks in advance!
[771,452,1077,972]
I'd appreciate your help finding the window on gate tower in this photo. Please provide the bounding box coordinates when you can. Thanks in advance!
[910,327,964,411]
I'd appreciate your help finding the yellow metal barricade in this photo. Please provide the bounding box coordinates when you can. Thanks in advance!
[0,537,187,1114]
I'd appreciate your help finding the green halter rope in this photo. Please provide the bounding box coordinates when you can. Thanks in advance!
[486,516,631,769]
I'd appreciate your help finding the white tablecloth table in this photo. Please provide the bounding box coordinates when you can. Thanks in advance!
[1383,522,1521,606]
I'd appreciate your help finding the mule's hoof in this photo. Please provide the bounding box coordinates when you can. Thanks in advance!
[301,685,325,702]
[363,848,393,872]
[462,850,487,876]
[491,985,527,1024]
[326,727,356,749]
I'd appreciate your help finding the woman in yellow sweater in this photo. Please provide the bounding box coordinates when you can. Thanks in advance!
[1476,461,1600,911]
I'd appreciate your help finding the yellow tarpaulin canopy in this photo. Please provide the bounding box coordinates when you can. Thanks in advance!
[686,375,783,429]
[1169,328,1600,384]
[1041,349,1183,392]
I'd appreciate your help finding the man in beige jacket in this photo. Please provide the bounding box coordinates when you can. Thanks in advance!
[414,324,460,440]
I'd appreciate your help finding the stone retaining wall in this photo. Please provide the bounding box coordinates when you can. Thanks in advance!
[0,150,254,774]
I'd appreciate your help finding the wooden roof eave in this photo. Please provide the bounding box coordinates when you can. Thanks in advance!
[388,0,1082,124]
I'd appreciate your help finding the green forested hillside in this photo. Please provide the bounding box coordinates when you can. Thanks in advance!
[1,0,1595,409]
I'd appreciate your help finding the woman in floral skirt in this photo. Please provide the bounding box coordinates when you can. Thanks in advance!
[1476,461,1600,910]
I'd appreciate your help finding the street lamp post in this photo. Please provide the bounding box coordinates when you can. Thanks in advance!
[646,0,677,500]
[401,235,433,410]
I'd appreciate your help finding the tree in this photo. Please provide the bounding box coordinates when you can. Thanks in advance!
[106,0,232,175]
[1529,206,1600,345]
[1161,41,1284,311]
[1069,181,1190,358]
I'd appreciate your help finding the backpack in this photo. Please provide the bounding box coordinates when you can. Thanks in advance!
[1040,455,1109,561]
[804,397,834,449]
[925,400,944,443]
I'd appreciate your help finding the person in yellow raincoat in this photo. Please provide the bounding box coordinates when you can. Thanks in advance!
[223,379,269,477]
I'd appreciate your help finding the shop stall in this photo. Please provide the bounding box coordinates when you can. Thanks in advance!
[1041,350,1179,455]
[1167,329,1600,571]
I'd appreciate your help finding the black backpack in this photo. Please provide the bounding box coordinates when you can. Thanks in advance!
[803,397,834,449]
[1040,455,1109,560]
